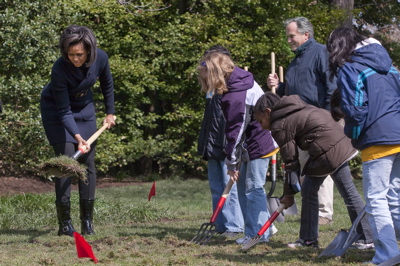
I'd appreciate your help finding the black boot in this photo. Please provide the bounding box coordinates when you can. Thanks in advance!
[56,201,75,237]
[80,199,95,235]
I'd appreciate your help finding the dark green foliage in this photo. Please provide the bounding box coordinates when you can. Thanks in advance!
[1,0,397,178]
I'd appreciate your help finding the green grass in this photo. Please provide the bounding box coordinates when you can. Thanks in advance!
[0,178,374,265]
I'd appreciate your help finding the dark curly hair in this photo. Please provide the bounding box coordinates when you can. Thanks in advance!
[254,92,281,114]
[326,27,366,81]
[330,89,345,122]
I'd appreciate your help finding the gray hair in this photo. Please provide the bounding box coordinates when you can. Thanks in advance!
[284,17,314,38]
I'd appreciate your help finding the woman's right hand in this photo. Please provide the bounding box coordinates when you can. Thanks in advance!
[267,73,279,89]
[75,134,90,153]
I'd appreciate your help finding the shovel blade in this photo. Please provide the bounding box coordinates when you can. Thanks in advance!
[318,229,361,257]
[378,254,400,266]
[267,197,285,223]
[190,222,216,245]
[283,200,298,216]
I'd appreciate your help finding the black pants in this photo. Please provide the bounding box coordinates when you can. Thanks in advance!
[53,142,96,202]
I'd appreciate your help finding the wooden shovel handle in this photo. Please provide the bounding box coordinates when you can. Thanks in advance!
[72,116,116,159]
[210,179,234,223]
[86,123,109,146]
[271,52,276,94]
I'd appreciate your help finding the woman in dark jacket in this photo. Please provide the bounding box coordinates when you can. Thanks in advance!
[40,25,115,237]
[254,92,372,249]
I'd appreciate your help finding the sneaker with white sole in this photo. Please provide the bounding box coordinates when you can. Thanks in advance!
[220,231,242,238]
[287,238,319,248]
[350,242,375,250]
[270,225,278,236]
[235,235,269,245]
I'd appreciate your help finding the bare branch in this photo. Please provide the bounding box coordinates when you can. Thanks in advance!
[117,0,171,15]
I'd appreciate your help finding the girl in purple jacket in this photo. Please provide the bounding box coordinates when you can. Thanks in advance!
[198,52,279,245]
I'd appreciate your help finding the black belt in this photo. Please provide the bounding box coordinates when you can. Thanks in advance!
[71,90,88,98]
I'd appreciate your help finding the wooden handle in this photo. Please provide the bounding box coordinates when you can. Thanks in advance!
[222,178,234,198]
[72,116,116,159]
[86,123,108,145]
[210,179,235,223]
[271,52,276,94]
[87,115,116,145]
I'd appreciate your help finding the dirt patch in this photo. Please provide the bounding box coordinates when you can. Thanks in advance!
[0,176,141,196]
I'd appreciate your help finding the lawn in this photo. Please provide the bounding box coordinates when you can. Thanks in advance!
[0,177,374,265]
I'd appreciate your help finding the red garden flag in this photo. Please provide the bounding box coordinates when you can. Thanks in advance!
[74,232,98,263]
[148,181,156,201]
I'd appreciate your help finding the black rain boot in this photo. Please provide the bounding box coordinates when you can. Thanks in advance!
[80,199,95,235]
[56,201,75,237]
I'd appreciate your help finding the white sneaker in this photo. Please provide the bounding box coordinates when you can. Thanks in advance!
[236,235,269,245]
[270,225,278,237]
[236,235,251,244]
[350,242,375,250]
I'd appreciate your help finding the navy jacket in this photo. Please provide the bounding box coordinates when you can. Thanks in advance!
[222,67,278,171]
[197,93,226,161]
[40,48,115,145]
[337,40,400,150]
[277,38,336,110]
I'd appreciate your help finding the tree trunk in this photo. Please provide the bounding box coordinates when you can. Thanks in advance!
[332,0,354,27]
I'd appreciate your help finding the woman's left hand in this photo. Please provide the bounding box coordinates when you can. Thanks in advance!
[104,114,116,129]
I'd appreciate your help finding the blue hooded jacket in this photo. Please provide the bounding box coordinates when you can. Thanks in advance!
[221,66,278,171]
[337,40,400,150]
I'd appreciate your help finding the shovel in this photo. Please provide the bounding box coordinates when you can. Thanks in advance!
[267,159,285,223]
[241,203,286,252]
[318,207,366,257]
[191,178,234,245]
[39,117,115,182]
[378,254,400,266]
[267,163,298,222]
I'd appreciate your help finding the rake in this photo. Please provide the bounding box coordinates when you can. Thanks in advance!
[241,203,286,251]
[191,178,234,245]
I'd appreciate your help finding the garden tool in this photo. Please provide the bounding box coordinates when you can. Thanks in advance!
[39,117,115,182]
[267,163,298,223]
[267,159,285,223]
[191,178,235,245]
[318,207,366,257]
[241,203,286,251]
[378,254,400,266]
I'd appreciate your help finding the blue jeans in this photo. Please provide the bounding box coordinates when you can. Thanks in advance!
[300,163,372,243]
[208,159,244,233]
[363,153,400,264]
[238,157,272,240]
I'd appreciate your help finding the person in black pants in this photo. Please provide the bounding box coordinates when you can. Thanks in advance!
[40,25,115,236]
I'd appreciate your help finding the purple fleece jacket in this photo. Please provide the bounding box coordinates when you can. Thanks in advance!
[221,66,278,171]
